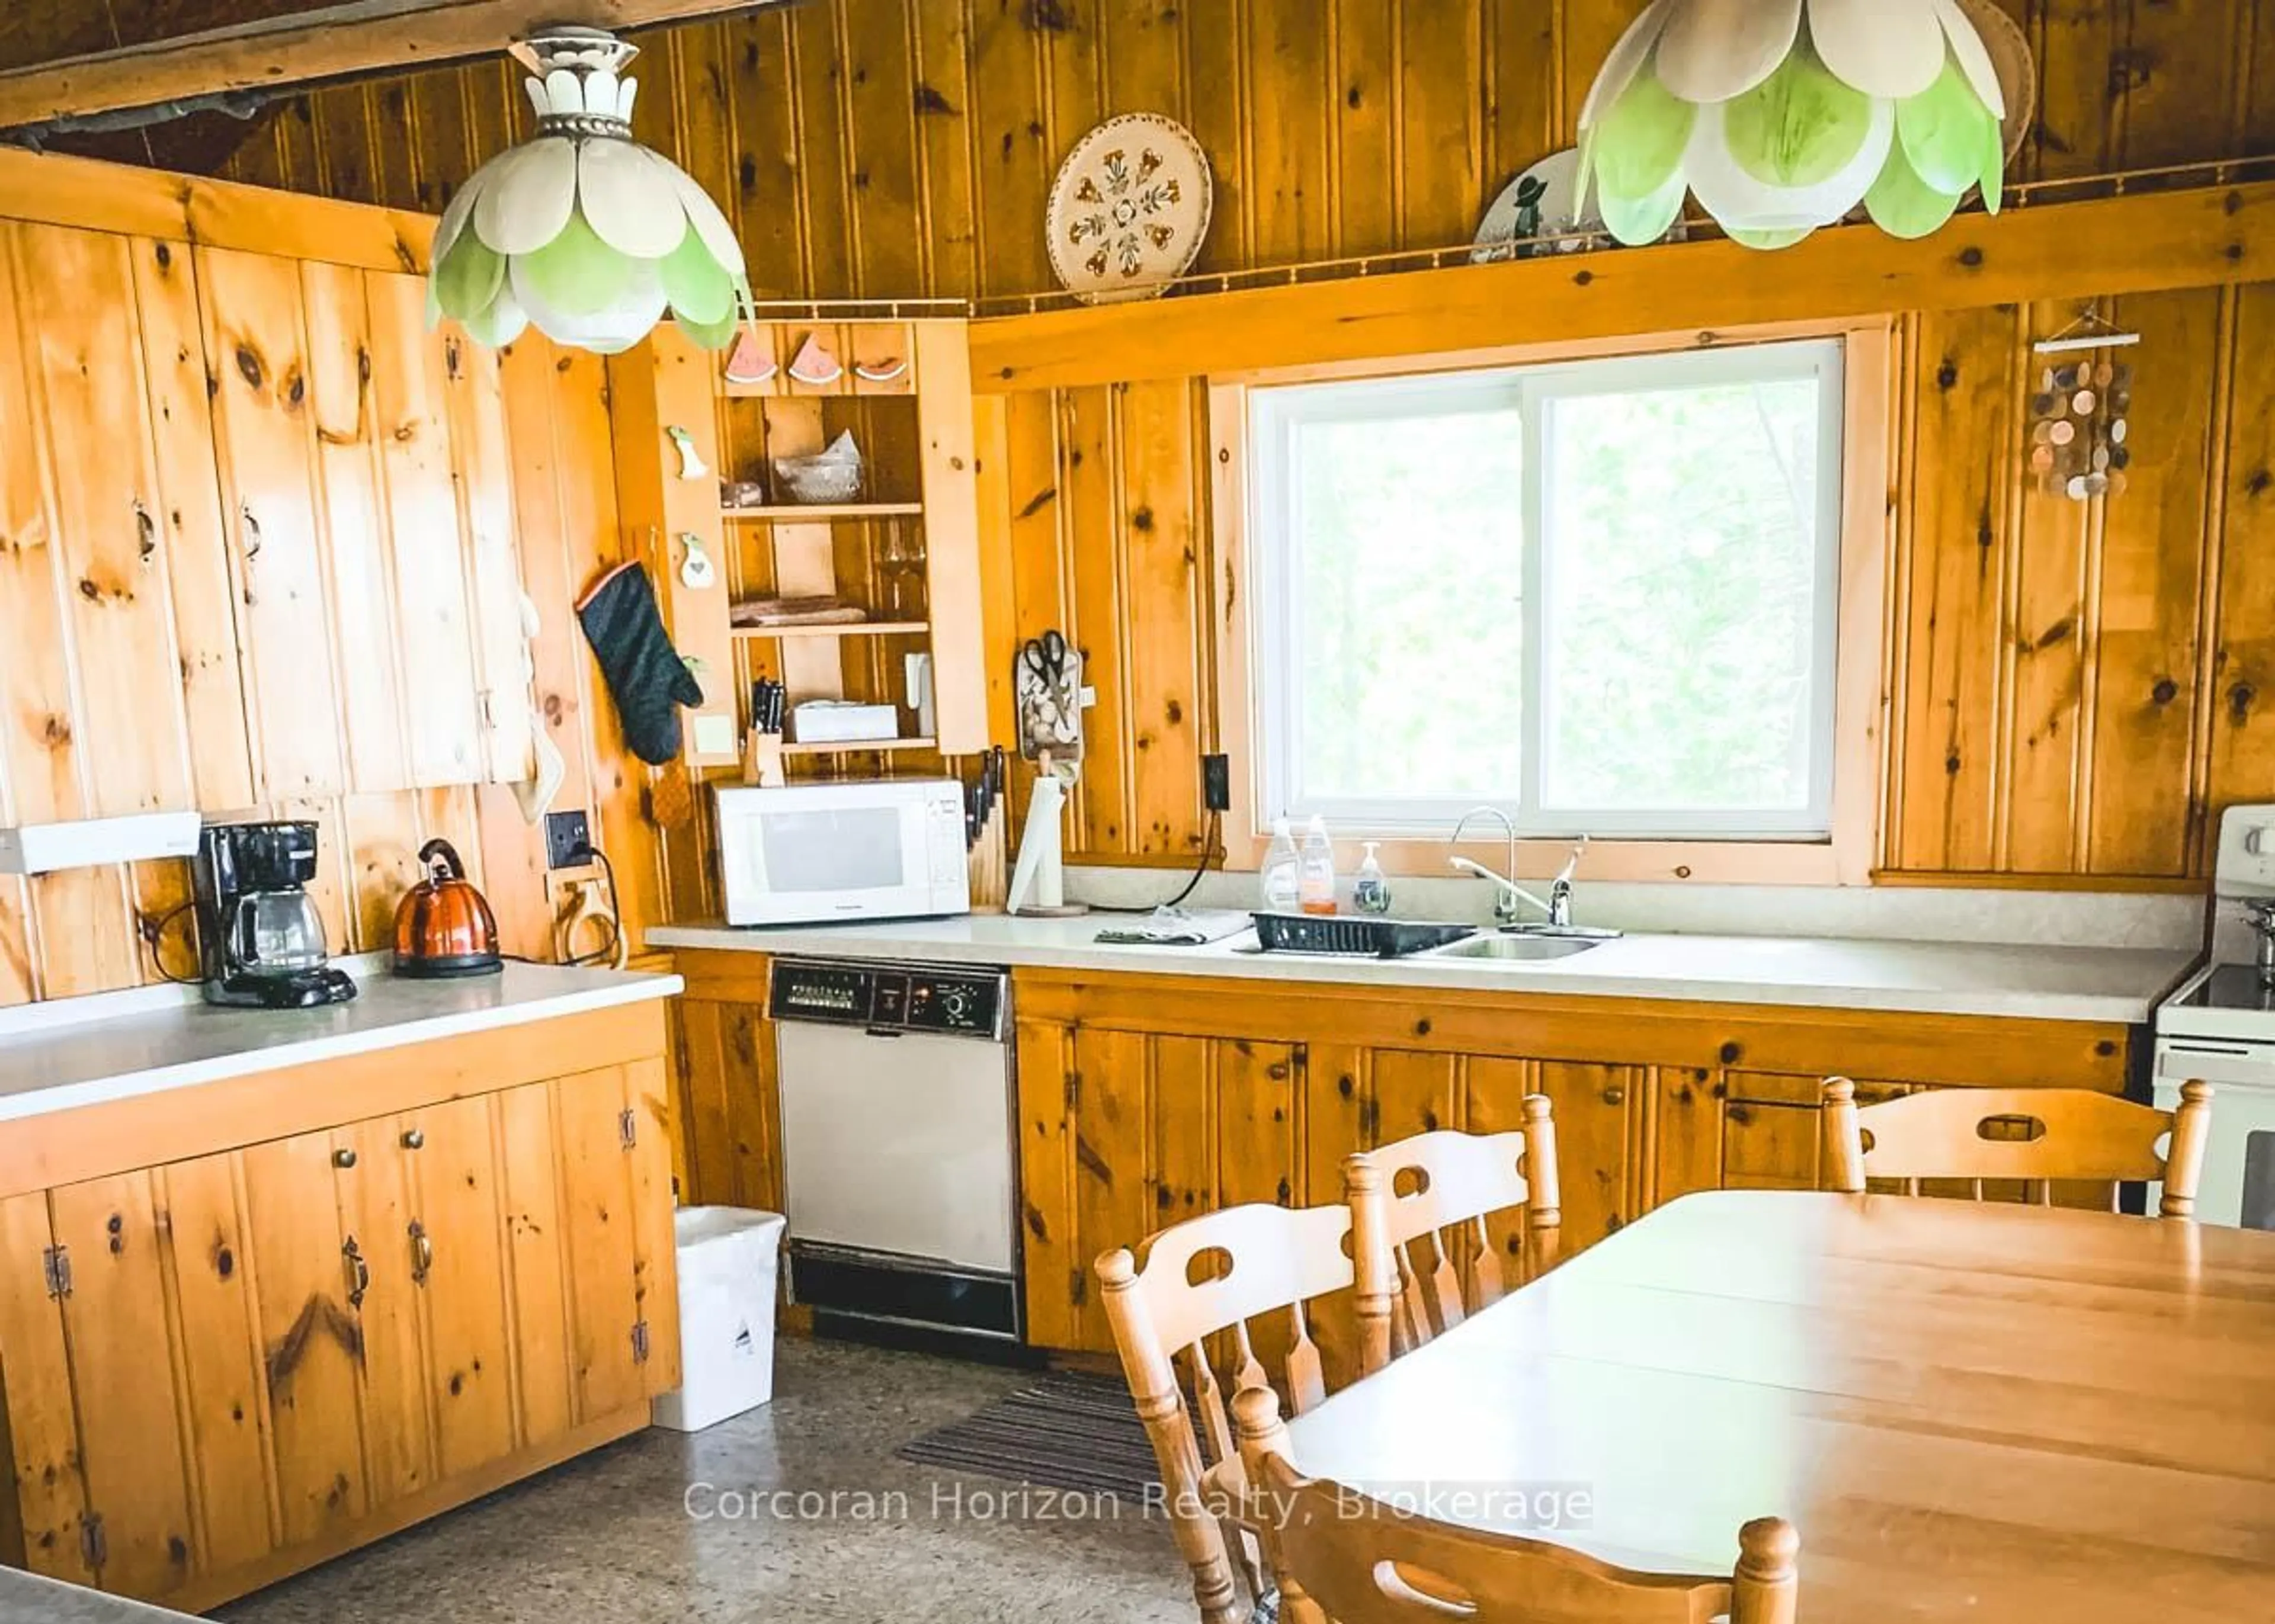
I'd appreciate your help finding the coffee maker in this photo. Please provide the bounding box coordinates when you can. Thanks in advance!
[192,822,358,1009]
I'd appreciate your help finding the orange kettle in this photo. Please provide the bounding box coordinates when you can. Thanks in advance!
[392,839,503,978]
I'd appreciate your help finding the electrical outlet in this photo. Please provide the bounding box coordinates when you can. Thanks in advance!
[544,809,593,871]
[1202,754,1232,813]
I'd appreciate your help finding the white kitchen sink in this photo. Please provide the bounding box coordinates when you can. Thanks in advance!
[1431,934,1607,963]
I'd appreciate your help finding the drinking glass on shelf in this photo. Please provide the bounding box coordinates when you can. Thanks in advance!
[878,522,927,618]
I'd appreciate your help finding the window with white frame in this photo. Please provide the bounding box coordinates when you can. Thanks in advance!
[1248,339,1845,840]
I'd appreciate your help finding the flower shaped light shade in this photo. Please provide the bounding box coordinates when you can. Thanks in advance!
[427,28,751,353]
[1578,0,2014,251]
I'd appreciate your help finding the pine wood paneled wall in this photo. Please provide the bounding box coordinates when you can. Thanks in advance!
[222,0,2273,296]
[207,1,2275,882]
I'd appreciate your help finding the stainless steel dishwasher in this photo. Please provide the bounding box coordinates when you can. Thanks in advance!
[770,957,1021,1340]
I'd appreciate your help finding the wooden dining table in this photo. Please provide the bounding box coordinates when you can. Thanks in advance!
[1281,1191,2275,1623]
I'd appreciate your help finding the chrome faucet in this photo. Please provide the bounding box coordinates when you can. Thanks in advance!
[2251,901,2275,988]
[1448,810,1587,929]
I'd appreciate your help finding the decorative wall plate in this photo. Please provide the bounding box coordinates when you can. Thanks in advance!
[1956,0,2037,164]
[1476,150,1595,262]
[1046,113,1214,305]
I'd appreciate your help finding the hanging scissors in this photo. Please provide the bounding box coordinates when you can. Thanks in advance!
[1021,630,1069,686]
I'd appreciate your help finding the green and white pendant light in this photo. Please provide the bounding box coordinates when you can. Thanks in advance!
[1578,0,2016,251]
[427,27,751,354]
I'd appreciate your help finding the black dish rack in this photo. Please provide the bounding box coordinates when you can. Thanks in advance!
[1250,912,1476,959]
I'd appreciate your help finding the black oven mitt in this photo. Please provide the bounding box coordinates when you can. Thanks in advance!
[577,562,706,766]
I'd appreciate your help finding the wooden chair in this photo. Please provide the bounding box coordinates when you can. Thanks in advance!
[1820,1077,2215,1215]
[1229,1384,1799,1624]
[1344,1100,1561,1376]
[1095,1201,1356,1624]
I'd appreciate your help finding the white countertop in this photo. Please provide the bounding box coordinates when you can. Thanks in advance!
[649,916,2195,1025]
[0,962,682,1125]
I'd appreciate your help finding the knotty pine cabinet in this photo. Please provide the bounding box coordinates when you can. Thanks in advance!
[0,222,534,821]
[0,1005,677,1610]
[196,243,534,798]
[1011,970,2136,1363]
[666,951,2141,1372]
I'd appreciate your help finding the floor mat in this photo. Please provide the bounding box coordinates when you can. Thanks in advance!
[896,1370,1162,1500]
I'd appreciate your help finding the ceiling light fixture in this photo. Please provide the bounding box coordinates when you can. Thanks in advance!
[427,27,749,353]
[1577,0,2017,251]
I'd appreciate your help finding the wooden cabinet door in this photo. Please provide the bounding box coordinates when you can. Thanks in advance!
[153,1152,277,1580]
[0,1190,94,1586]
[331,1119,435,1509]
[437,324,536,786]
[4,224,193,819]
[1014,1019,1079,1352]
[300,260,411,797]
[672,996,785,1211]
[195,246,347,804]
[46,1174,196,1599]
[495,1081,575,1450]
[1215,1039,1301,1210]
[1653,1066,1725,1209]
[553,1065,652,1423]
[1524,1061,1642,1248]
[400,1096,515,1478]
[364,274,485,789]
[625,1057,681,1395]
[239,1131,368,1548]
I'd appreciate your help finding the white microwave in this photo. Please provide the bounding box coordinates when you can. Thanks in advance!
[714,779,970,927]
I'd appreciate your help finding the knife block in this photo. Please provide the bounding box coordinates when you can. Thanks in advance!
[743,728,786,788]
[969,798,1009,912]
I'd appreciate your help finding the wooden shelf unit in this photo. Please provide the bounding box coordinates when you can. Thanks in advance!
[730,620,930,641]
[721,501,925,521]
[778,736,938,756]
[613,317,985,776]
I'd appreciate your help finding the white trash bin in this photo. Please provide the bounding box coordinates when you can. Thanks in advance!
[652,1206,786,1433]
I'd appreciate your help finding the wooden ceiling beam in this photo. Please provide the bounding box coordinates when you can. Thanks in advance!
[0,0,786,129]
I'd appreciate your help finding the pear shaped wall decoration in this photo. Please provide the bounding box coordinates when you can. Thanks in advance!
[427,27,751,354]
[1576,0,2030,251]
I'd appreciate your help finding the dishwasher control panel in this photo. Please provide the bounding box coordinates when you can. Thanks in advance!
[770,959,1007,1041]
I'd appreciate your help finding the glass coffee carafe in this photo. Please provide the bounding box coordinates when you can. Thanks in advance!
[228,887,330,977]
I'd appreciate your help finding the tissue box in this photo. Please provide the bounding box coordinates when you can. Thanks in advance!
[790,701,900,744]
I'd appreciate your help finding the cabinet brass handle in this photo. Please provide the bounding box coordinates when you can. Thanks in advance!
[342,1236,369,1309]
[408,1220,433,1286]
[132,498,157,569]
[1601,1086,1626,1106]
[401,1128,425,1151]
[334,1147,357,1169]
[241,502,262,561]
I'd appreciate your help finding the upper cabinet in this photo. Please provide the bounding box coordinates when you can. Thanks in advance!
[0,223,245,823]
[196,246,535,802]
[196,245,350,803]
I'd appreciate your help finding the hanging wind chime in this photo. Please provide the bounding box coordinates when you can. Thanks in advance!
[425,27,752,354]
[2026,309,2139,502]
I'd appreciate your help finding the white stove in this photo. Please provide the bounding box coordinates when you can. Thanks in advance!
[2154,804,2275,1230]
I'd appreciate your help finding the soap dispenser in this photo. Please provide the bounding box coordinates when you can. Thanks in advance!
[1353,842,1392,916]
[1260,818,1301,913]
[1297,816,1338,916]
